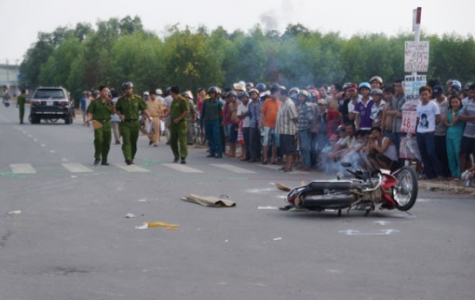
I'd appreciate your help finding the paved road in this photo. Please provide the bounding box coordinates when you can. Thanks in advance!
[1,106,474,300]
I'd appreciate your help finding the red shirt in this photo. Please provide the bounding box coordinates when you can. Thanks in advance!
[327,109,341,136]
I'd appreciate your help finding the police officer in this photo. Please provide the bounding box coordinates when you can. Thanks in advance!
[115,82,153,165]
[86,85,114,165]
[166,86,189,164]
[17,89,26,124]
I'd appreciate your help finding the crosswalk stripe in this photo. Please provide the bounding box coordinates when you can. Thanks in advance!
[114,164,150,172]
[162,163,204,173]
[10,164,36,174]
[62,163,93,173]
[210,164,256,174]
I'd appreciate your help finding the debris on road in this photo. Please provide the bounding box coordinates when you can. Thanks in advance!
[135,222,179,230]
[275,183,291,192]
[125,213,136,218]
[273,237,282,241]
[257,206,279,210]
[8,210,21,215]
[181,194,236,207]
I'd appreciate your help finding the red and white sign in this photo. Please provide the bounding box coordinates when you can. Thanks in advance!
[401,110,417,134]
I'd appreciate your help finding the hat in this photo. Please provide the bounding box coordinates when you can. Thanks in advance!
[249,88,259,95]
[143,91,149,96]
[337,126,345,132]
[346,84,357,91]
[182,91,193,99]
[155,88,163,95]
[329,134,338,141]
[432,85,443,97]
[233,81,246,91]
[238,91,249,99]
[260,90,270,98]
[317,99,327,105]
[370,88,383,96]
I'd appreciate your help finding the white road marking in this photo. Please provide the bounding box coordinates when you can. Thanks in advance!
[40,144,46,147]
[339,229,399,236]
[61,158,68,162]
[374,220,391,226]
[27,135,32,137]
[162,163,203,173]
[115,164,150,173]
[62,163,93,173]
[210,164,256,174]
[33,139,38,142]
[49,150,55,154]
[10,164,36,174]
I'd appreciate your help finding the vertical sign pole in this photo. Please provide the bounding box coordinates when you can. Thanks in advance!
[412,7,422,77]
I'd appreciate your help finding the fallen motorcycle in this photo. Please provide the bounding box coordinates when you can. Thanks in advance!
[284,163,418,216]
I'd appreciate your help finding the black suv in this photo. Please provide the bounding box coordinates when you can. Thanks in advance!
[29,87,74,124]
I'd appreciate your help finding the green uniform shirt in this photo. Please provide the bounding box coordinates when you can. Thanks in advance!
[17,95,26,107]
[87,98,113,120]
[203,99,221,121]
[115,95,147,120]
[170,96,189,125]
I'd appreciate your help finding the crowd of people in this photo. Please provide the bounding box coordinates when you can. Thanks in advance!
[80,77,475,182]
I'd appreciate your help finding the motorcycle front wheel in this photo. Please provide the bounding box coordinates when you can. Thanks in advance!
[393,166,418,211]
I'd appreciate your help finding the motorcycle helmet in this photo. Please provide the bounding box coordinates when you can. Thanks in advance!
[358,82,371,91]
[226,91,237,98]
[238,91,249,99]
[369,76,383,85]
[465,82,474,91]
[289,87,300,96]
[309,89,320,100]
[121,82,133,90]
[297,90,311,100]
[248,88,259,96]
[342,82,354,90]
[370,88,383,96]
[207,86,218,94]
[256,83,266,92]
[448,80,462,91]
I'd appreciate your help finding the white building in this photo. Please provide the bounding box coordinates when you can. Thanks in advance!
[0,64,20,97]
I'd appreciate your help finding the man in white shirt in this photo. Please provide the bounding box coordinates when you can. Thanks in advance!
[416,86,443,180]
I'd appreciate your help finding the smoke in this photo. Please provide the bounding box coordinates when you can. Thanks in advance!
[259,0,296,32]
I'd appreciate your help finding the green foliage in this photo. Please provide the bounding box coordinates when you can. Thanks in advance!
[19,17,475,101]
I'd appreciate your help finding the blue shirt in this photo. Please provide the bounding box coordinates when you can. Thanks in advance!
[248,101,261,128]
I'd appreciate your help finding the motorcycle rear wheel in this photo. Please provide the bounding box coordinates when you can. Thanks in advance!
[393,166,418,211]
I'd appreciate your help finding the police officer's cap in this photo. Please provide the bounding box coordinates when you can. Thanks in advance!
[121,82,133,90]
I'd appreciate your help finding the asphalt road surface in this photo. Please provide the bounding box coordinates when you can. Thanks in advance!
[1,106,474,300]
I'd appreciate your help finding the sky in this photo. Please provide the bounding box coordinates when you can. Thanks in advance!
[1,0,474,65]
